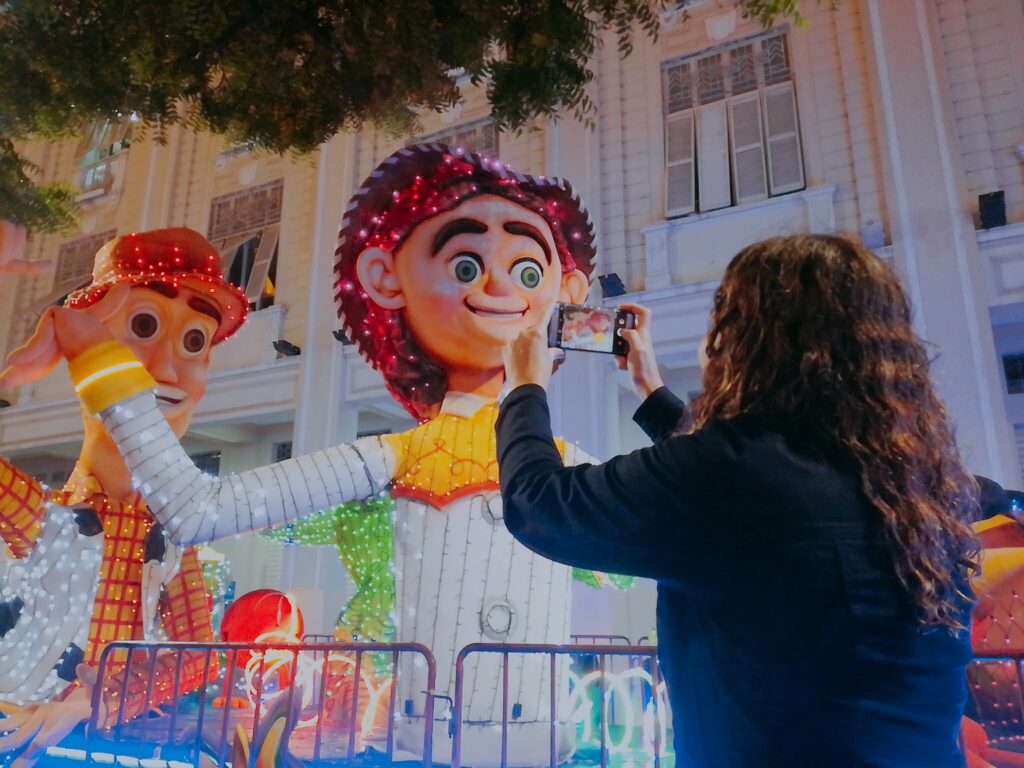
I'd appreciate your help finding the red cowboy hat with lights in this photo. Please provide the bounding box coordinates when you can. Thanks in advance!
[66,228,248,345]
[334,143,598,419]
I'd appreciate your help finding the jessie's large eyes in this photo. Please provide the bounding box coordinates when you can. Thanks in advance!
[128,309,160,340]
[181,327,208,356]
[450,253,483,284]
[510,259,544,291]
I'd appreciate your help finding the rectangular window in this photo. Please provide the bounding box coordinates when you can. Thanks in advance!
[1004,353,1024,395]
[190,451,222,477]
[75,120,132,197]
[662,30,805,218]
[208,179,284,241]
[413,117,499,157]
[220,226,280,310]
[209,179,284,309]
[54,230,118,293]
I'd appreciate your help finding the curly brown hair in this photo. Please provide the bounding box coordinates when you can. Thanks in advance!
[690,235,979,629]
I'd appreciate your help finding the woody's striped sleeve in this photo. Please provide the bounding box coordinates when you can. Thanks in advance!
[0,457,45,559]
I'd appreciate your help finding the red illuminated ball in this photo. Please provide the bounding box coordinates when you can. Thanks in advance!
[220,589,304,666]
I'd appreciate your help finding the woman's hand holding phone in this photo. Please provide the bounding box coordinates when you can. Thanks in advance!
[616,303,665,399]
[503,317,561,392]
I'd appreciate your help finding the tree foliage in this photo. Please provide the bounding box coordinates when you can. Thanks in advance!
[0,0,811,229]
[0,138,77,233]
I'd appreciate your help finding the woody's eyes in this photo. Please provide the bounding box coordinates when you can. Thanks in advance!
[181,327,208,356]
[128,310,160,340]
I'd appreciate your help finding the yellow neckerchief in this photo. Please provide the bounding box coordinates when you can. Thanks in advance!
[383,392,566,506]
[973,514,1024,594]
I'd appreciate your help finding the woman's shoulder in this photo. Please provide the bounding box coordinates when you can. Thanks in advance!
[686,415,861,501]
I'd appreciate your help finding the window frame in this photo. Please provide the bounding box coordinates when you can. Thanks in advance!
[74,119,133,199]
[413,117,499,157]
[661,29,805,219]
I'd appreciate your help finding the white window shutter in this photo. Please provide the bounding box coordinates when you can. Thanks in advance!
[697,101,731,212]
[665,110,696,217]
[728,92,768,204]
[762,82,805,195]
[245,224,280,302]
[217,233,254,274]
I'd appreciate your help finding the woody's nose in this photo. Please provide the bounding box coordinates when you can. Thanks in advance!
[146,342,179,383]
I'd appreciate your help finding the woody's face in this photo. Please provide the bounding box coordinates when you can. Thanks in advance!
[104,286,218,437]
[357,195,588,373]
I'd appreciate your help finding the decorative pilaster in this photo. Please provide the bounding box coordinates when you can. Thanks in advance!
[862,0,1020,484]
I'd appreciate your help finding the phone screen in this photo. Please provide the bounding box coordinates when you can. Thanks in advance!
[548,304,636,355]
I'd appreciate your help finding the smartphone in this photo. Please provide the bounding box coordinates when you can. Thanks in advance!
[548,303,636,356]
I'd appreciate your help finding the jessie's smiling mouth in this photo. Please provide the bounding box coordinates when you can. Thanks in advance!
[464,299,527,319]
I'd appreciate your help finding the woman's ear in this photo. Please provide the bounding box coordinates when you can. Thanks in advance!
[558,269,590,305]
[356,247,406,310]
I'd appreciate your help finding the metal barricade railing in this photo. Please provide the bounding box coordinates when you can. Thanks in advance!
[300,633,337,644]
[86,640,436,767]
[570,634,634,728]
[571,634,632,646]
[452,643,664,768]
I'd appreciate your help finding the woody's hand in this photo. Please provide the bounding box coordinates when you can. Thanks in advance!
[0,284,129,388]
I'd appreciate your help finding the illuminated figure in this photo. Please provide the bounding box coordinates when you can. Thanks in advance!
[4,145,603,766]
[949,480,1024,766]
[0,228,248,764]
[264,497,632,645]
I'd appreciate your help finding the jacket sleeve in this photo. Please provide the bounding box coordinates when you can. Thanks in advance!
[975,475,1023,521]
[0,457,46,559]
[97,391,396,547]
[632,386,690,443]
[497,384,719,582]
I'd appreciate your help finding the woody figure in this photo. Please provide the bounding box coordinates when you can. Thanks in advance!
[0,228,248,765]
[3,145,601,766]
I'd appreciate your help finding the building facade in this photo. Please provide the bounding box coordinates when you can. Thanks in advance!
[2,0,1023,638]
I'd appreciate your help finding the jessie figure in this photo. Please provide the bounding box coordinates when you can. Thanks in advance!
[2,145,600,766]
[0,228,247,765]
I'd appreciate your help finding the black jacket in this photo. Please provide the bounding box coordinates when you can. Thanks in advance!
[496,384,972,768]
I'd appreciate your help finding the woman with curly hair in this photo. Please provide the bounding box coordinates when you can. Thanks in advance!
[498,234,984,767]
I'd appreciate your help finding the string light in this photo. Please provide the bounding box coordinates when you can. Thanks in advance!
[263,496,396,652]
[198,546,233,637]
[0,502,102,704]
